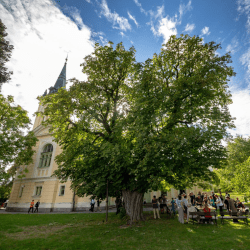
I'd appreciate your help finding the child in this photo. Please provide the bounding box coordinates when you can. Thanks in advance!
[171,198,176,215]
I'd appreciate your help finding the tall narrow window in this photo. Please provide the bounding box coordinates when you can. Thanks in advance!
[19,186,24,197]
[59,186,65,196]
[38,144,53,168]
[35,186,42,196]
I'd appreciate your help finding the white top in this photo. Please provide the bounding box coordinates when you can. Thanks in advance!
[216,197,223,207]
[176,199,182,208]
[183,198,188,207]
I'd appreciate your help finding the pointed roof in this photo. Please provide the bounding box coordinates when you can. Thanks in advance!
[43,57,68,96]
[54,57,67,90]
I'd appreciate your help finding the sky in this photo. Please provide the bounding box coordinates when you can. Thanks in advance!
[1,0,250,140]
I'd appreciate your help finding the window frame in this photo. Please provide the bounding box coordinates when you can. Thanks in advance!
[35,186,43,196]
[38,144,53,168]
[59,185,66,196]
[19,186,24,198]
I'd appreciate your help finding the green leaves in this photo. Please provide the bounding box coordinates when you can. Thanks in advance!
[0,94,38,180]
[41,36,235,199]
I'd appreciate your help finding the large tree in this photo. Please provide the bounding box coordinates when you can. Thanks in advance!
[0,19,38,182]
[0,95,38,180]
[0,19,14,90]
[38,35,235,223]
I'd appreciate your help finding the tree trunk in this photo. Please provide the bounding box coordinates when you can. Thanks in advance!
[122,190,144,225]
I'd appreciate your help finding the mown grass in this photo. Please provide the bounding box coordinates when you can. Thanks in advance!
[0,211,250,250]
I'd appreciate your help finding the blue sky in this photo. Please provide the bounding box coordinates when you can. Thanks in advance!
[1,0,250,139]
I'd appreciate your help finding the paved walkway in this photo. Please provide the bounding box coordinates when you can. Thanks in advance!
[0,207,153,214]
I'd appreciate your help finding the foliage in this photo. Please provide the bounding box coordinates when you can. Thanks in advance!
[38,35,235,221]
[215,135,250,193]
[119,207,127,220]
[0,19,14,88]
[0,94,38,180]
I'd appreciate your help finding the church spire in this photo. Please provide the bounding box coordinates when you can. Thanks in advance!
[53,56,67,90]
[47,57,67,95]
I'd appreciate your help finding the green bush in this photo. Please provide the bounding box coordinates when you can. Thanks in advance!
[119,207,126,219]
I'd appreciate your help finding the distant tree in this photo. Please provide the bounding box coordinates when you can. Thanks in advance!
[216,135,250,192]
[38,35,235,224]
[0,19,14,90]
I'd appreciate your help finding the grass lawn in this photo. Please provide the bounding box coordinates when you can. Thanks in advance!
[0,212,250,250]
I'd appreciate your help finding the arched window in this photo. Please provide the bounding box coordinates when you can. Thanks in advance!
[38,144,53,168]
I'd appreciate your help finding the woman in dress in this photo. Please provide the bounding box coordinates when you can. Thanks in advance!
[176,195,184,224]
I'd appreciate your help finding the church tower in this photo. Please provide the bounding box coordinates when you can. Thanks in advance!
[6,58,83,212]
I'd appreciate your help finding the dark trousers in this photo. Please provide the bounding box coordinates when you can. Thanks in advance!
[34,207,39,213]
[116,206,121,215]
[90,204,94,212]
[217,206,223,213]
[28,207,34,213]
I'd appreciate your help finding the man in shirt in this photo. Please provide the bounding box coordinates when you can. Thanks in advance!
[28,200,34,213]
[162,195,167,213]
[152,196,160,219]
[196,195,202,206]
[34,200,40,213]
[190,192,195,206]
[227,196,239,222]
[215,195,224,213]
[183,195,188,221]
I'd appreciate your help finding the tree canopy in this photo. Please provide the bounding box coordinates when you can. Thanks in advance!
[0,18,14,89]
[216,135,250,193]
[0,19,38,183]
[0,94,38,180]
[38,35,235,222]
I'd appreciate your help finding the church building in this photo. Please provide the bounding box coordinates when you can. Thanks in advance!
[7,59,207,212]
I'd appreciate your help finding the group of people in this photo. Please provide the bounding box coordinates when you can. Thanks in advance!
[151,191,247,224]
[28,200,40,213]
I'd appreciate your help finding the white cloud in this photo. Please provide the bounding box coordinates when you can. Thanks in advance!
[158,17,178,43]
[148,2,192,43]
[0,0,94,125]
[228,88,250,137]
[226,37,240,54]
[201,26,210,36]
[133,0,147,15]
[127,11,139,28]
[179,0,192,19]
[237,0,250,32]
[85,0,91,3]
[240,47,250,84]
[184,23,195,33]
[62,5,85,29]
[100,0,131,31]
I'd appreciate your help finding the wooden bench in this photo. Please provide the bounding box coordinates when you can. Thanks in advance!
[189,211,217,225]
[218,211,248,225]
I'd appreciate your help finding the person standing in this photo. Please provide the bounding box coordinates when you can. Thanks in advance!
[171,198,176,215]
[34,200,40,213]
[28,200,34,213]
[183,195,188,222]
[95,198,102,212]
[115,197,122,215]
[215,195,224,213]
[224,195,229,211]
[152,195,160,219]
[227,196,239,223]
[190,192,195,206]
[89,198,95,212]
[162,195,167,213]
